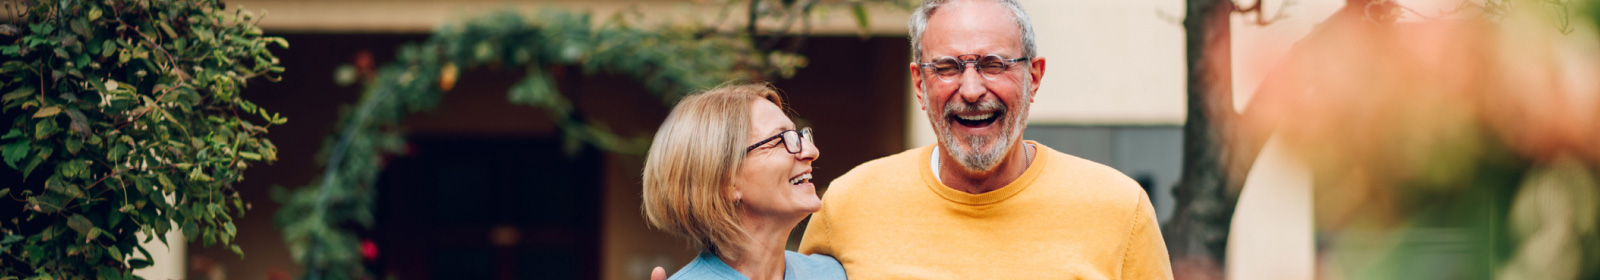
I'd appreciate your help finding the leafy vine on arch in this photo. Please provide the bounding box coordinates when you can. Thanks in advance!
[270,9,817,279]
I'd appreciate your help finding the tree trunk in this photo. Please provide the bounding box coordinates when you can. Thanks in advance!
[1163,0,1239,279]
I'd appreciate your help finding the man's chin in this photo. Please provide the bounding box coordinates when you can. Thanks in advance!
[947,145,1004,173]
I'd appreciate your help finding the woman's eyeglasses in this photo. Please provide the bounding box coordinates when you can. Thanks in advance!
[746,127,813,154]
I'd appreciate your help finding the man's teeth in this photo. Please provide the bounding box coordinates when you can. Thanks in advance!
[956,113,994,121]
[789,173,813,185]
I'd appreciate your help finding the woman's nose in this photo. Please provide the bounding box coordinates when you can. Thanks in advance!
[797,137,819,162]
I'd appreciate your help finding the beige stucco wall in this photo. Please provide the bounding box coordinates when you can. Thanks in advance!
[231,0,912,35]
[132,225,187,279]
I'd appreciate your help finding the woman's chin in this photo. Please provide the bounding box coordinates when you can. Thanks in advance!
[798,198,823,213]
[793,181,816,190]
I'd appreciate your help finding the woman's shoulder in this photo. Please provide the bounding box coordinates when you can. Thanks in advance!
[783,251,846,279]
[669,251,746,280]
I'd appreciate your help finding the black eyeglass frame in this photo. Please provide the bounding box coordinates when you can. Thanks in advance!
[745,127,813,154]
[917,54,1032,82]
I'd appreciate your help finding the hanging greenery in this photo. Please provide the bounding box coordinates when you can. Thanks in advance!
[270,10,793,279]
[271,0,912,278]
[0,0,286,278]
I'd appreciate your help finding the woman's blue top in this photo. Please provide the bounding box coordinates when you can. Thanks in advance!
[666,250,846,280]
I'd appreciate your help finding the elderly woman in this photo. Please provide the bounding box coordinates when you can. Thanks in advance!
[642,83,845,280]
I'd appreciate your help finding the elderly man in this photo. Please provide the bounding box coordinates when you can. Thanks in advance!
[794,0,1174,278]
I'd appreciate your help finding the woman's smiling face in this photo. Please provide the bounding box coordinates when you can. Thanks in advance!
[733,99,822,218]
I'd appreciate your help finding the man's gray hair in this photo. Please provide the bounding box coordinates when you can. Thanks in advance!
[908,0,1038,62]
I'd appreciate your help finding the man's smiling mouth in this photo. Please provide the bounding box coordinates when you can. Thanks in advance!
[952,111,1000,128]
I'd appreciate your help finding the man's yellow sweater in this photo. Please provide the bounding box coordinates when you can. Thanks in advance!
[799,142,1173,279]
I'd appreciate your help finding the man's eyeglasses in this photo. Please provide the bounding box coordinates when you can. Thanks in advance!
[746,127,813,154]
[917,54,1031,82]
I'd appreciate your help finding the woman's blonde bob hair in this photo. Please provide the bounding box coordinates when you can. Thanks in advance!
[641,83,784,262]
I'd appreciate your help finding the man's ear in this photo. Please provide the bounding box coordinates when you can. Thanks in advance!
[909,62,927,111]
[1027,56,1046,103]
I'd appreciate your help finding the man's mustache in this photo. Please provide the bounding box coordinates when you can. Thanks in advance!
[943,98,1006,118]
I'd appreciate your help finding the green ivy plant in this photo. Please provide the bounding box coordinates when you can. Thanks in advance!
[272,10,795,279]
[272,1,912,278]
[0,0,286,278]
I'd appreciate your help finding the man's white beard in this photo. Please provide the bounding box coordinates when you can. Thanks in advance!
[926,85,1029,174]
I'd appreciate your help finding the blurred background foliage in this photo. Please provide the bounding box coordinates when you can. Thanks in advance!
[1218,0,1600,279]
[269,0,912,279]
[0,0,286,279]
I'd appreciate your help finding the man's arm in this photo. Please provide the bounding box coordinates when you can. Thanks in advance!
[1122,194,1175,279]
[797,201,834,256]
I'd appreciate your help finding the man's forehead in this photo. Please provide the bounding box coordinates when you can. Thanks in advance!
[921,0,1022,55]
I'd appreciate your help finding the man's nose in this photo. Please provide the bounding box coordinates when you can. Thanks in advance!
[957,64,986,103]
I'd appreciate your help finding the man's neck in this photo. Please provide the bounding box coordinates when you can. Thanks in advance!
[938,142,1034,194]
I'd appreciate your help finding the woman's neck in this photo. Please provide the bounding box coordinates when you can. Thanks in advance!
[723,212,803,280]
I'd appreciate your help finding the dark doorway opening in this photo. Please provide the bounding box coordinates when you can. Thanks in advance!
[372,137,602,279]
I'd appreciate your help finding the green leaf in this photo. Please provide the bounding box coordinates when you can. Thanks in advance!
[31,106,60,118]
[110,144,128,161]
[2,139,28,169]
[156,173,174,191]
[107,245,123,261]
[159,22,178,39]
[96,267,119,280]
[19,155,44,180]
[108,208,124,228]
[65,108,90,134]
[1,86,33,102]
[203,229,215,247]
[75,53,90,68]
[70,18,91,39]
[230,244,243,258]
[150,191,172,209]
[33,121,56,139]
[852,3,871,38]
[127,258,152,269]
[135,243,153,261]
[67,214,94,237]
[29,22,54,34]
[39,225,60,240]
[100,40,115,58]
[0,188,8,198]
[64,137,81,155]
[265,37,289,49]
[87,228,104,242]
[181,221,197,240]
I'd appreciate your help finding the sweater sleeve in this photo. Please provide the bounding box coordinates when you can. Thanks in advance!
[797,201,834,256]
[1121,194,1175,280]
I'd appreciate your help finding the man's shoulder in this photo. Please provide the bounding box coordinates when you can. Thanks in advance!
[825,145,930,196]
[1033,143,1151,209]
